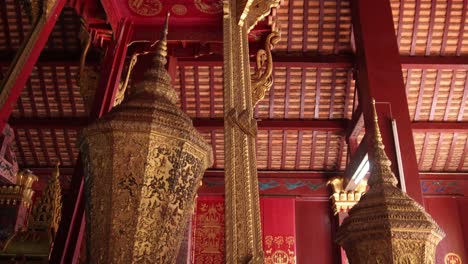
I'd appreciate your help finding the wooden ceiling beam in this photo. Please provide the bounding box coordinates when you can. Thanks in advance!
[9,117,468,133]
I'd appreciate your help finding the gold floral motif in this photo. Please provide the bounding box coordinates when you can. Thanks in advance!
[172,4,188,16]
[128,0,162,16]
[81,15,212,263]
[264,235,295,264]
[195,0,223,14]
[445,253,462,264]
[336,99,445,263]
[251,31,280,107]
[328,177,367,215]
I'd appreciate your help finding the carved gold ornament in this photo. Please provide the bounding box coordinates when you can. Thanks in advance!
[128,0,162,16]
[242,0,281,32]
[336,99,445,263]
[328,177,367,215]
[80,14,212,263]
[195,0,223,14]
[445,253,462,264]
[251,31,280,108]
[0,170,37,207]
[172,4,188,16]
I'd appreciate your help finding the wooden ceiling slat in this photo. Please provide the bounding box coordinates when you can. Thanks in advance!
[268,71,275,118]
[302,0,309,52]
[457,136,468,170]
[13,0,24,43]
[51,129,64,165]
[396,0,405,44]
[284,68,291,118]
[281,131,287,169]
[418,132,430,170]
[431,134,443,170]
[457,74,468,121]
[440,0,453,54]
[287,0,295,51]
[26,79,38,116]
[410,0,422,55]
[193,66,200,118]
[309,131,317,169]
[318,0,325,51]
[443,72,457,120]
[0,0,12,50]
[211,130,217,168]
[51,67,64,117]
[267,130,273,169]
[24,129,40,166]
[315,69,321,118]
[444,132,458,170]
[64,66,77,116]
[13,129,26,165]
[456,0,467,55]
[299,68,306,118]
[425,0,437,56]
[414,69,426,120]
[38,129,51,165]
[295,131,303,169]
[63,129,75,166]
[179,66,187,112]
[37,66,52,116]
[429,70,441,120]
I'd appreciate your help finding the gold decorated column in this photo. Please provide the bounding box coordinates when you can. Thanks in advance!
[223,1,279,263]
[336,100,445,263]
[80,15,213,263]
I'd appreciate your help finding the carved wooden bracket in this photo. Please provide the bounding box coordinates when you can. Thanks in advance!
[328,177,367,215]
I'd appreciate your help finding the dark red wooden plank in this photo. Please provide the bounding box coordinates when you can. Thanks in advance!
[318,0,325,51]
[456,0,467,55]
[37,129,51,165]
[299,68,306,119]
[284,67,291,118]
[37,66,52,116]
[13,129,26,165]
[63,129,75,165]
[315,69,322,118]
[429,70,441,120]
[269,71,276,118]
[425,0,437,55]
[458,75,468,121]
[267,130,273,169]
[440,0,453,54]
[329,69,337,119]
[410,0,422,55]
[51,67,65,117]
[50,129,64,165]
[194,65,201,118]
[411,122,468,132]
[343,69,353,119]
[309,131,317,169]
[443,72,457,120]
[443,132,457,171]
[281,131,287,169]
[302,0,309,52]
[396,0,405,44]
[418,133,430,171]
[179,66,187,112]
[287,0,295,51]
[64,66,77,116]
[0,0,12,50]
[431,134,443,171]
[209,66,215,118]
[211,130,217,168]
[414,69,426,120]
[334,0,342,54]
[457,136,468,171]
[323,132,330,168]
[25,129,40,166]
[295,131,303,169]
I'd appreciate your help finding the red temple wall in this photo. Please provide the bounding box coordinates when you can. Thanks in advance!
[425,196,468,263]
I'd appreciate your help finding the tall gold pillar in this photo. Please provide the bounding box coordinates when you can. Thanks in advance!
[223,1,279,263]
[336,100,445,263]
[80,16,213,263]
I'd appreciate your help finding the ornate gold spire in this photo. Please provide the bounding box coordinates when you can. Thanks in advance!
[132,12,178,104]
[29,162,62,236]
[336,99,445,263]
[80,11,212,263]
[368,98,399,187]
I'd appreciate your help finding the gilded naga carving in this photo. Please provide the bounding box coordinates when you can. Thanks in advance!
[251,31,280,108]
[336,100,445,264]
[80,13,212,263]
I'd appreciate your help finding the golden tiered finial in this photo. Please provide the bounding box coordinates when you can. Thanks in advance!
[368,98,399,187]
[153,12,170,59]
[29,161,62,236]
